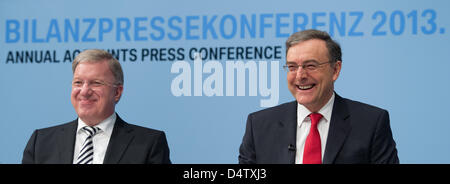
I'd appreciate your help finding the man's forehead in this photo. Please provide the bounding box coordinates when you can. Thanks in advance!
[73,61,114,77]
[286,40,329,61]
[287,39,327,52]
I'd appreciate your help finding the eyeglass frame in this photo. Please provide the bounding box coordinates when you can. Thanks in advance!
[282,60,333,73]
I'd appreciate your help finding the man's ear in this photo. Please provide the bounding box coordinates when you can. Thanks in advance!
[114,85,124,103]
[332,61,342,81]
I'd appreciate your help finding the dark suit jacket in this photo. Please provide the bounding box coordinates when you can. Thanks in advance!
[22,114,171,164]
[239,93,399,164]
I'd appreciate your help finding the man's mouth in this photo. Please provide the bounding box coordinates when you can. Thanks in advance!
[297,84,315,90]
[80,99,96,104]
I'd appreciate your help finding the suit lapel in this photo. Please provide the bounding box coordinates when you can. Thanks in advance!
[323,94,351,164]
[103,115,135,164]
[58,120,77,164]
[279,101,298,164]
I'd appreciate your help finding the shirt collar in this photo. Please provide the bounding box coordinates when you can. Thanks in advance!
[297,93,335,126]
[77,113,116,134]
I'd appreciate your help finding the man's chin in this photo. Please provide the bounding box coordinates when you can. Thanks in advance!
[76,111,97,120]
[77,114,103,125]
[295,94,315,105]
[297,96,322,109]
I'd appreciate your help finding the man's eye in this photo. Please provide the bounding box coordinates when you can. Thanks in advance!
[91,81,103,87]
[288,65,298,70]
[305,64,317,70]
[73,81,83,86]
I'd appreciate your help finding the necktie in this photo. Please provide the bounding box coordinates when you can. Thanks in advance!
[303,113,323,164]
[76,126,101,164]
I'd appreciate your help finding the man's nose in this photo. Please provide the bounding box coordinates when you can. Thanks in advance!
[79,83,93,96]
[295,66,308,79]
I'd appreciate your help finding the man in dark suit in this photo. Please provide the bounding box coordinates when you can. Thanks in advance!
[22,49,171,164]
[239,30,399,164]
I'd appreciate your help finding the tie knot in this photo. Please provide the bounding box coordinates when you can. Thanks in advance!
[309,113,323,126]
[82,126,101,136]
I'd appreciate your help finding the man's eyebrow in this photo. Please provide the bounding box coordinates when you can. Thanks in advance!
[286,60,319,64]
[302,59,320,63]
[285,61,297,65]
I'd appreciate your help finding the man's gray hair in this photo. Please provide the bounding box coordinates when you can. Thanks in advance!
[286,29,342,63]
[72,49,124,85]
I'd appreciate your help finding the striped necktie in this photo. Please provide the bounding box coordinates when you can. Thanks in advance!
[76,126,101,164]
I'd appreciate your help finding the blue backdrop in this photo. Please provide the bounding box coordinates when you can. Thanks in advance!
[1,0,449,163]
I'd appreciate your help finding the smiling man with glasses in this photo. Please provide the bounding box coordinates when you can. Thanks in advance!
[23,49,171,164]
[239,29,399,164]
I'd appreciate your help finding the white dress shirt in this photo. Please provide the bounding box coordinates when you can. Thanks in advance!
[295,93,335,164]
[73,113,116,164]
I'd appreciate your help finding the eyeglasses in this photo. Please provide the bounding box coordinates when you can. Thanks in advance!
[72,79,118,90]
[282,61,332,73]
